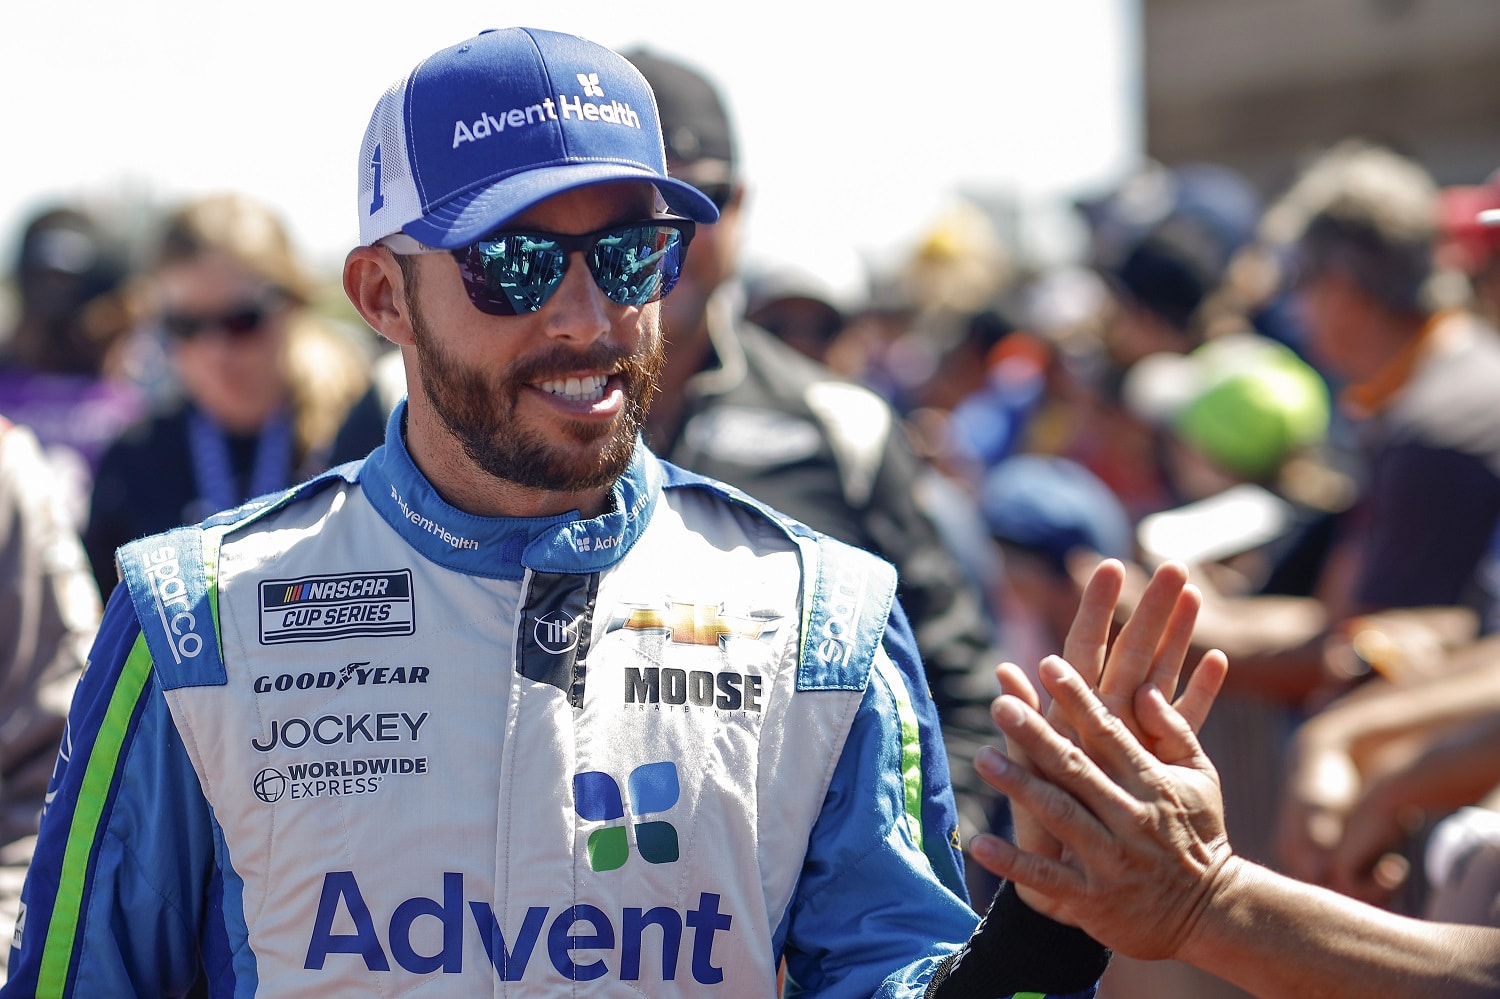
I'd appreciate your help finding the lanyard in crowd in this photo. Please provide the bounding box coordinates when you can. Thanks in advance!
[186,406,293,516]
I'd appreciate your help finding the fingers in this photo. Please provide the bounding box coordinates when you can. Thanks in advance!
[994,662,1042,713]
[1145,583,1203,700]
[1098,562,1191,710]
[1033,656,1167,800]
[974,707,1118,853]
[1062,559,1126,687]
[1135,685,1213,771]
[1171,648,1229,735]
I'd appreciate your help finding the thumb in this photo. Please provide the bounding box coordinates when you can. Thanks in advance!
[1135,684,1208,768]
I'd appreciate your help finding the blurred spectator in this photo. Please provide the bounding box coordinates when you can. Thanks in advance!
[0,416,100,979]
[622,48,1003,886]
[1081,162,1264,368]
[1282,634,1500,914]
[1437,170,1500,326]
[978,454,1134,691]
[1039,163,1269,525]
[84,193,369,595]
[743,241,867,364]
[1124,332,1341,577]
[1133,143,1500,704]
[326,344,405,465]
[0,203,151,531]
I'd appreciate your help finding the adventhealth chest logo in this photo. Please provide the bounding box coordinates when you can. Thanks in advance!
[574,761,680,871]
[259,570,416,644]
[451,69,642,149]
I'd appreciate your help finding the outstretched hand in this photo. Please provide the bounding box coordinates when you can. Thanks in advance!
[992,558,1228,891]
[970,655,1235,960]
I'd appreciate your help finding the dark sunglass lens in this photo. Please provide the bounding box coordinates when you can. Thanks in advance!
[698,184,733,211]
[591,225,686,307]
[462,235,567,315]
[220,306,267,336]
[162,315,200,339]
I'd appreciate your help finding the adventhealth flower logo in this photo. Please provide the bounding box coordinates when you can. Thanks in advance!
[574,761,681,871]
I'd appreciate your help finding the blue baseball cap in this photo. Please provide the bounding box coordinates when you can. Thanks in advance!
[357,28,720,249]
[980,455,1134,573]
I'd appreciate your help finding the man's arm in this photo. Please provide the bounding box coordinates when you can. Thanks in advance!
[3,588,213,997]
[969,655,1500,999]
[780,605,1104,999]
[1278,642,1500,885]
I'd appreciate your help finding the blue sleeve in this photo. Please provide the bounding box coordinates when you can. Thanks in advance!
[774,609,1104,999]
[2,585,222,998]
[777,655,978,998]
[885,599,968,901]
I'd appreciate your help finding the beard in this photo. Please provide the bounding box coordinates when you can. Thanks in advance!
[409,300,663,494]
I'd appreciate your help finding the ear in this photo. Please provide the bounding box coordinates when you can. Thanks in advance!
[344,246,416,347]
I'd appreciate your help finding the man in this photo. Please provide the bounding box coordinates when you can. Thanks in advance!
[622,49,1004,853]
[1188,142,1500,706]
[4,28,1114,996]
[0,204,149,533]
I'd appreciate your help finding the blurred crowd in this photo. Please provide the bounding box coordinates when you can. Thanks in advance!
[3,47,1500,999]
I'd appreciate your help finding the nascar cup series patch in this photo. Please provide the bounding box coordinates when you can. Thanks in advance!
[259,570,416,644]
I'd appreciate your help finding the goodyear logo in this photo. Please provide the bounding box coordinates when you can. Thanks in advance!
[259,570,415,644]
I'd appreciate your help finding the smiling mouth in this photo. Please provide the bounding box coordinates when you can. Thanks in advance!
[535,374,609,403]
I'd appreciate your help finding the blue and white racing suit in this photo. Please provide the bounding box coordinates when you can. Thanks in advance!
[4,403,1100,997]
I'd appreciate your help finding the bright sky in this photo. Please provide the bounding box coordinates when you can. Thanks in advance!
[0,1,1140,287]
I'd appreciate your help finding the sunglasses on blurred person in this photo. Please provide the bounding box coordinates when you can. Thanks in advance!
[162,296,283,342]
[382,218,694,317]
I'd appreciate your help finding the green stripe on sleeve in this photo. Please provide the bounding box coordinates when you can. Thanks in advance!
[874,653,924,851]
[37,635,156,995]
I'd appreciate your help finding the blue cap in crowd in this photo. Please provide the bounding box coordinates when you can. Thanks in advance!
[356,27,720,249]
[980,455,1134,573]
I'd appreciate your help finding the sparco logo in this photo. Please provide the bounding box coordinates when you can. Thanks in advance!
[814,577,862,670]
[253,663,431,694]
[140,546,204,663]
[259,570,416,644]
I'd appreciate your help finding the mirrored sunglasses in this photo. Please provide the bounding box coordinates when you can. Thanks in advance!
[387,219,695,317]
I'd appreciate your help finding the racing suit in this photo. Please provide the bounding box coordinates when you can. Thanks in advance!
[4,403,1101,997]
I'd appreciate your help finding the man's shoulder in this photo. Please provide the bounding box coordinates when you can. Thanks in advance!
[1387,315,1500,461]
[732,320,889,411]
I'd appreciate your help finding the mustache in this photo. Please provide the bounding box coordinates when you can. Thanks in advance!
[507,342,652,386]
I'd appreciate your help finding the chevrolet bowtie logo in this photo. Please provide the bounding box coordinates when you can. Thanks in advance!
[605,601,782,646]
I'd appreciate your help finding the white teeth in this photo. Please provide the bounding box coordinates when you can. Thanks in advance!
[538,374,607,402]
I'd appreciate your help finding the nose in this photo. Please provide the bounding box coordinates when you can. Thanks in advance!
[540,251,612,343]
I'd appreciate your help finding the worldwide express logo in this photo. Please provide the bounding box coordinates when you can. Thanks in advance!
[574,761,680,872]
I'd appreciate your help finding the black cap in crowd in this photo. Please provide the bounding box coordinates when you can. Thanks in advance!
[622,49,737,183]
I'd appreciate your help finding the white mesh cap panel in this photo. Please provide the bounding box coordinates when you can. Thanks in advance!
[357,75,424,246]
